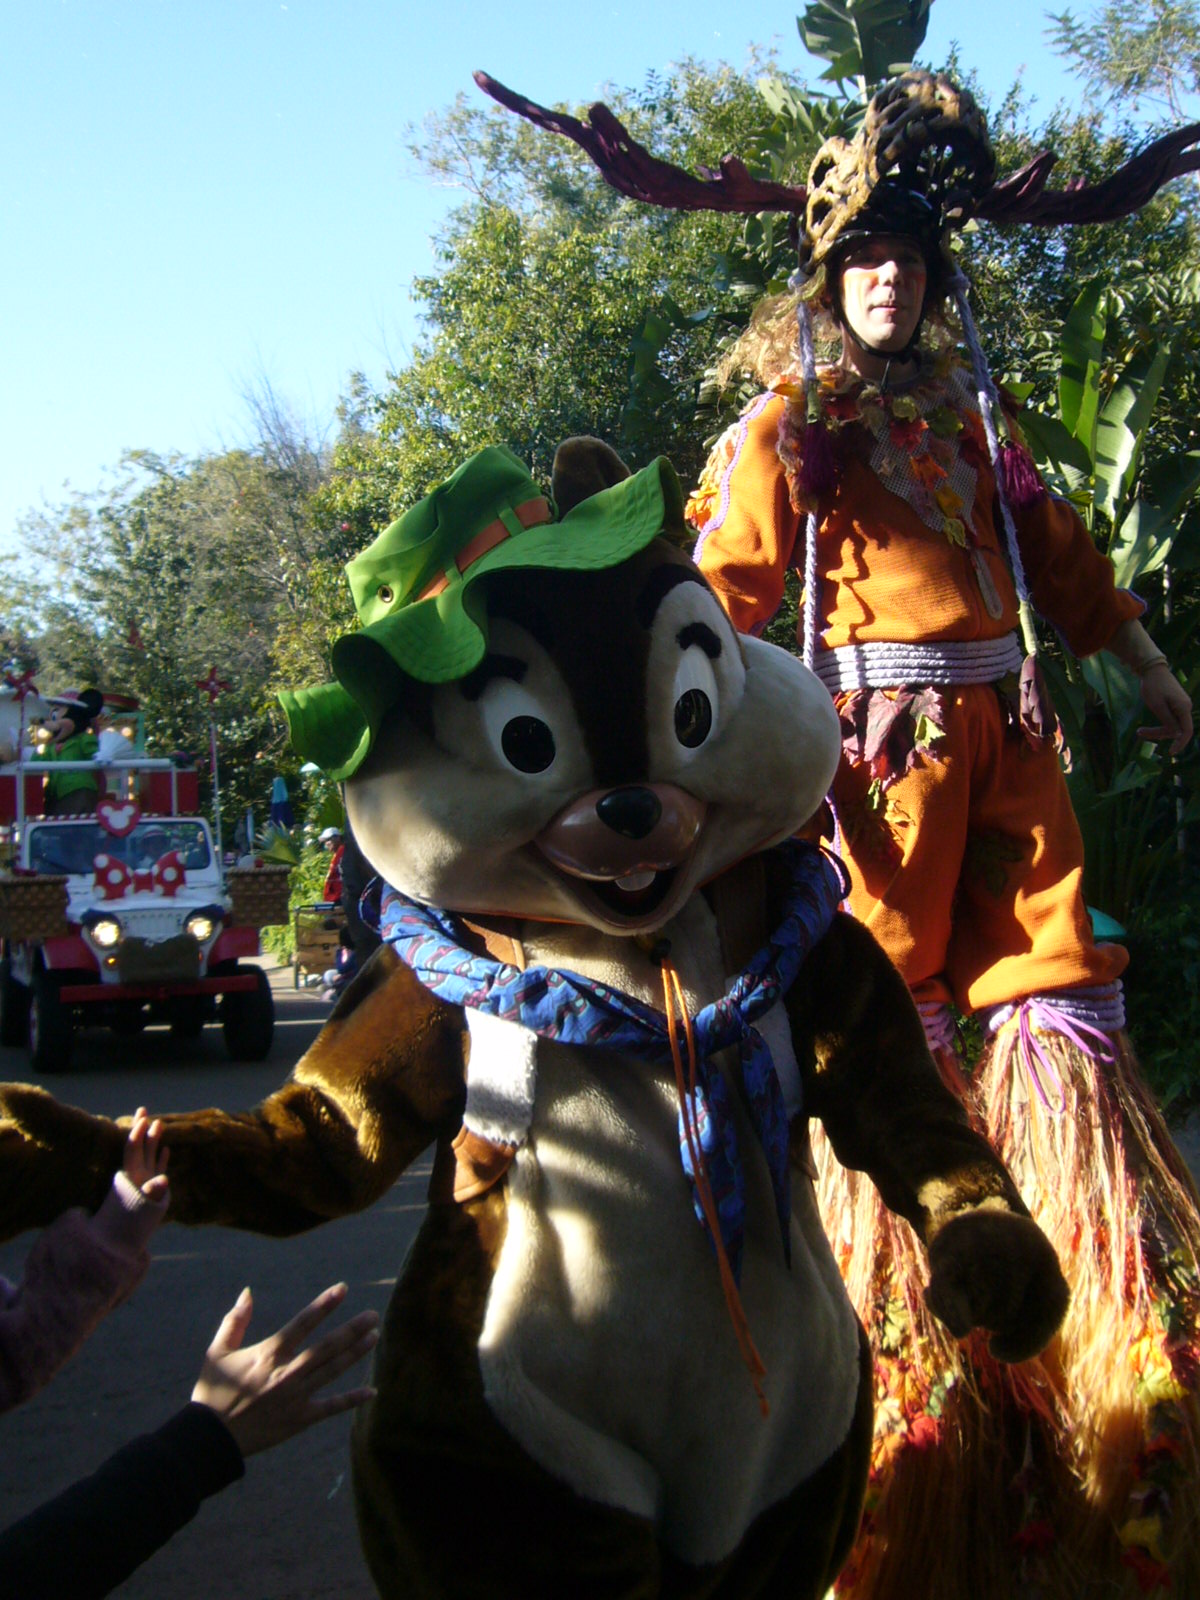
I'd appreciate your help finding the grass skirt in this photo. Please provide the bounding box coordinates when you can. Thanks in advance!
[815,1026,1200,1598]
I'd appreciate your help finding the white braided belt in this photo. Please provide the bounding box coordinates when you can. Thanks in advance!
[812,634,1024,693]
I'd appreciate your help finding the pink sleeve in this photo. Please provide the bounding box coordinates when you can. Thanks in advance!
[0,1174,165,1412]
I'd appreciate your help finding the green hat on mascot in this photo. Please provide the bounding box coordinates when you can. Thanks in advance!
[280,444,686,780]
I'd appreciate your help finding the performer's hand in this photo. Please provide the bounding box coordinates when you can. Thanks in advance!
[1137,663,1193,755]
[191,1282,379,1457]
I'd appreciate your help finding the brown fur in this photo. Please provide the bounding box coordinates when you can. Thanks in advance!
[552,435,631,514]
[0,945,467,1239]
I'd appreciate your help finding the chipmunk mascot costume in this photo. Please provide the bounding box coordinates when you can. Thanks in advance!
[0,438,1067,1599]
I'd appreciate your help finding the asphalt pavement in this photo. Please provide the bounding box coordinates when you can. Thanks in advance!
[0,957,428,1599]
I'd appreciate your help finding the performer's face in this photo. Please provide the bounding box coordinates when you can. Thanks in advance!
[837,234,927,355]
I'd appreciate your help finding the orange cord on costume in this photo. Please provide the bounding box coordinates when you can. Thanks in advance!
[659,956,770,1418]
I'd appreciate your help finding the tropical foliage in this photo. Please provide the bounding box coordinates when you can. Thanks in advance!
[1006,276,1200,932]
[9,0,1200,1089]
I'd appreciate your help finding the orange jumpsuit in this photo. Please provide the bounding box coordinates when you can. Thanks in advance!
[690,371,1143,1016]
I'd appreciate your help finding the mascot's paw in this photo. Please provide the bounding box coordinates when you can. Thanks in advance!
[924,1208,1069,1364]
[0,1084,126,1233]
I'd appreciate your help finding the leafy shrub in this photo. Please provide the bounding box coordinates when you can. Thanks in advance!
[259,843,336,963]
[1123,889,1200,1113]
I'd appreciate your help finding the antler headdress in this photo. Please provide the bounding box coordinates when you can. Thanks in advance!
[476,66,1200,238]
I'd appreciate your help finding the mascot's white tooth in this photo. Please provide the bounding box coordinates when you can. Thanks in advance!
[615,869,656,892]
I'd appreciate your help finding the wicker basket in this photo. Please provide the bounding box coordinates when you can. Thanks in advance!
[227,865,292,928]
[0,874,70,941]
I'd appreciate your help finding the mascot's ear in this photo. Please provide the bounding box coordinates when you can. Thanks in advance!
[79,689,105,724]
[551,436,631,516]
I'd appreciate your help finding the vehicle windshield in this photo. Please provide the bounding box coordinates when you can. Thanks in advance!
[27,820,214,877]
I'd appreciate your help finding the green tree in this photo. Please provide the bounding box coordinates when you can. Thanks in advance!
[20,408,333,836]
[1014,275,1200,924]
[0,552,52,675]
[800,0,932,96]
[313,60,798,544]
[1047,0,1200,120]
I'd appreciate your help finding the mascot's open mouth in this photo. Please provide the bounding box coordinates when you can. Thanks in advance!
[578,865,678,922]
[533,782,705,929]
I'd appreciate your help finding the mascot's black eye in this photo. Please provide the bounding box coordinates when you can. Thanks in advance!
[674,689,712,749]
[501,716,556,773]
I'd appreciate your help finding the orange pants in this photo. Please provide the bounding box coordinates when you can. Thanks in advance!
[831,685,1127,1015]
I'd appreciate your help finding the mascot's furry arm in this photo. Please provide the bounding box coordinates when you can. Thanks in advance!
[789,911,1069,1362]
[0,946,467,1239]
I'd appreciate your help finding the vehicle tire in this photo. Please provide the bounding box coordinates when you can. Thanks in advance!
[221,967,274,1061]
[29,969,73,1074]
[0,952,31,1047]
[170,996,210,1038]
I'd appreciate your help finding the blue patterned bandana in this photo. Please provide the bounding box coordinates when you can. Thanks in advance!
[379,840,844,1281]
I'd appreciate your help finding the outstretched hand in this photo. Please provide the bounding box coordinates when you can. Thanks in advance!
[1138,662,1193,756]
[191,1282,379,1457]
[122,1107,169,1204]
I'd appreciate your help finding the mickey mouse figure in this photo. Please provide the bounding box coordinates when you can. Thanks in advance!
[42,688,105,815]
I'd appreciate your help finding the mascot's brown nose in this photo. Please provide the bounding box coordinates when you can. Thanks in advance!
[535,783,707,880]
[596,787,662,840]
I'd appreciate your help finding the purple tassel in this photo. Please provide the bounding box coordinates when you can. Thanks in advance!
[797,419,836,501]
[1000,441,1044,514]
[1019,655,1055,747]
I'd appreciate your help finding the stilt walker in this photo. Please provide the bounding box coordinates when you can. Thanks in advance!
[477,67,1200,1595]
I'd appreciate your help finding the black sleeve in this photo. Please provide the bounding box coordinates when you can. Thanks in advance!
[340,822,381,959]
[0,1403,244,1600]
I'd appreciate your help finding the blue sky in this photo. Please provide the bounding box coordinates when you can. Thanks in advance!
[1,1,1104,557]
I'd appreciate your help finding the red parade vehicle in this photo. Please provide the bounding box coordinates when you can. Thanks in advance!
[0,693,289,1072]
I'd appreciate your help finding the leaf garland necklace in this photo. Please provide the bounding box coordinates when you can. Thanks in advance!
[780,354,1007,620]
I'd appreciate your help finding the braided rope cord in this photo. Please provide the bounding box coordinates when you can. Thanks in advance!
[792,287,823,673]
[952,271,1040,656]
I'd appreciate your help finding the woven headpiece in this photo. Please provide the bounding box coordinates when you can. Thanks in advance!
[800,72,995,274]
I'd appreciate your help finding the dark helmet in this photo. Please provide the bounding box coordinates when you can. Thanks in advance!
[798,71,994,295]
[822,180,943,272]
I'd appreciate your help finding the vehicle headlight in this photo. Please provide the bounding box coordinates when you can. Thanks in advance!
[185,913,216,943]
[92,917,123,949]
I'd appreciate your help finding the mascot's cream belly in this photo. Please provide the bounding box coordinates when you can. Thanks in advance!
[477,907,861,1565]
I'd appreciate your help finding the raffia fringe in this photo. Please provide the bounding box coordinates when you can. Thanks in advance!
[815,1031,1200,1599]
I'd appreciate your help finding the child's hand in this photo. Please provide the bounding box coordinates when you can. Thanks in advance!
[192,1283,379,1457]
[123,1107,169,1204]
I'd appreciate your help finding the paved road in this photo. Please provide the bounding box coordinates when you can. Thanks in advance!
[0,959,428,1599]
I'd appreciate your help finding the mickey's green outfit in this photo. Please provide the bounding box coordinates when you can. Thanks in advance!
[44,731,100,814]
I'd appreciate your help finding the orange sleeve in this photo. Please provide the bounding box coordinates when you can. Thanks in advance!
[1015,491,1144,659]
[688,393,802,636]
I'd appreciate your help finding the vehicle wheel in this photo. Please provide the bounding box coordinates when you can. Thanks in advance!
[0,953,31,1047]
[221,968,274,1061]
[170,996,210,1038]
[30,970,73,1074]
